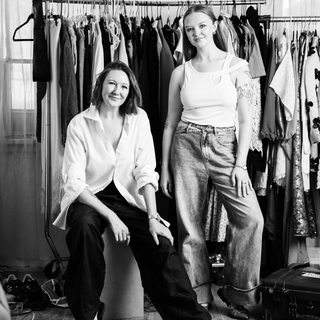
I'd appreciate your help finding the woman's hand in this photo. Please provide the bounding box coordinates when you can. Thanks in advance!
[160,168,174,199]
[231,167,253,197]
[108,214,131,245]
[149,218,174,246]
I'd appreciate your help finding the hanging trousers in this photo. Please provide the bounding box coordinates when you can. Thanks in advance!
[170,121,264,306]
[64,182,211,320]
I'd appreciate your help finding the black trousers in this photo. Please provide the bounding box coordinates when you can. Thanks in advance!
[64,184,211,320]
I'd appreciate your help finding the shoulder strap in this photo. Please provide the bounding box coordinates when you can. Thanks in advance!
[181,61,189,90]
[222,53,234,70]
[228,59,248,73]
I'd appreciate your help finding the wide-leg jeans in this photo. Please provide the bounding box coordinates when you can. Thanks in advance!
[170,121,264,306]
[64,189,211,320]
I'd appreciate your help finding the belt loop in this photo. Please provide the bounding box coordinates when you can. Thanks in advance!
[186,122,192,132]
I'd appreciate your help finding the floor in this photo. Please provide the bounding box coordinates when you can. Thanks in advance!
[5,269,263,320]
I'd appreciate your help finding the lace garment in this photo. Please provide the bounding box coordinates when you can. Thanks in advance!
[249,78,263,152]
[292,32,309,237]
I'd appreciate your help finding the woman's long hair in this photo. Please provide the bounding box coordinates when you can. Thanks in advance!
[91,61,142,115]
[182,4,220,61]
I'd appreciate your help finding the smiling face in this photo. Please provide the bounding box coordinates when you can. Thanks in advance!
[184,11,216,49]
[101,70,130,109]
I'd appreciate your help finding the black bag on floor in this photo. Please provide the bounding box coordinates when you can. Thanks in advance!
[260,262,320,320]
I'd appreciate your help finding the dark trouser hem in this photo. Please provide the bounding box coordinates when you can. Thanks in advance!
[225,284,261,307]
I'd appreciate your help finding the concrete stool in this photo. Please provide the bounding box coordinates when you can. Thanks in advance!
[100,228,144,320]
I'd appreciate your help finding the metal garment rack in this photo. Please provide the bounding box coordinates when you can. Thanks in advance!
[49,0,266,6]
[259,15,320,39]
[259,15,320,27]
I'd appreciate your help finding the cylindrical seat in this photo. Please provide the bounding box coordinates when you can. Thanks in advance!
[100,228,144,320]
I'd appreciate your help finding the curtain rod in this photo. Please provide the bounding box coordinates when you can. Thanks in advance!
[47,0,266,5]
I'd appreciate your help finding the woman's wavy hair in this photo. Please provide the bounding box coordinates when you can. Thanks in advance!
[182,4,220,61]
[91,61,142,115]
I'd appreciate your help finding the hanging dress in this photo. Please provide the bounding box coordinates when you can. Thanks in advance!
[41,18,64,219]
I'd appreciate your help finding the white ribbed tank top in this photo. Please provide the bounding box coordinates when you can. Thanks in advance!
[180,53,248,127]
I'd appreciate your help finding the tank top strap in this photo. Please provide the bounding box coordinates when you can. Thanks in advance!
[227,59,248,73]
[222,53,234,70]
[182,61,191,90]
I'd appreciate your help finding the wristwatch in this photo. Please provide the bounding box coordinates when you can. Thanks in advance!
[234,164,247,170]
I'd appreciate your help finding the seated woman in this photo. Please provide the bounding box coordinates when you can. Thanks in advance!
[53,61,211,320]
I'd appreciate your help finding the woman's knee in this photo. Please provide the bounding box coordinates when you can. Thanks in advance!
[68,203,102,231]
[247,206,264,231]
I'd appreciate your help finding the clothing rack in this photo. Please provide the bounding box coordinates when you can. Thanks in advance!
[48,0,266,6]
[259,15,320,29]
[40,0,267,278]
[45,0,266,18]
[260,15,320,23]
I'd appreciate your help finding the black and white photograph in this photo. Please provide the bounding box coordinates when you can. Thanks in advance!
[1,0,320,319]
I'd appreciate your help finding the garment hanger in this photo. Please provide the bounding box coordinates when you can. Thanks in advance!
[240,0,247,24]
[146,2,149,19]
[147,1,151,19]
[156,2,160,19]
[121,0,127,17]
[231,0,241,25]
[66,0,70,18]
[180,1,186,17]
[59,0,63,17]
[128,0,134,19]
[13,13,34,42]
[166,3,171,26]
[171,1,180,29]
[175,1,180,18]
[157,3,164,24]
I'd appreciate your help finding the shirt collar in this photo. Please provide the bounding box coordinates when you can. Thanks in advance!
[84,104,100,122]
[84,104,132,132]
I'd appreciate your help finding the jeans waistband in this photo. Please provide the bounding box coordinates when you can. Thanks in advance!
[182,121,235,133]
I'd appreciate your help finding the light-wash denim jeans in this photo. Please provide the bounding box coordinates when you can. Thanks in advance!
[170,121,264,306]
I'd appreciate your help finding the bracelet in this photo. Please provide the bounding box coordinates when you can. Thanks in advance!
[148,214,161,222]
[234,164,247,170]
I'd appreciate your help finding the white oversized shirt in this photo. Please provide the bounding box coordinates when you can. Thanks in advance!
[53,105,159,230]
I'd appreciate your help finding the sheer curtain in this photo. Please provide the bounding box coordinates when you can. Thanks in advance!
[0,0,67,270]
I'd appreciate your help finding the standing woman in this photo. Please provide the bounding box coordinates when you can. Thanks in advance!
[161,4,264,320]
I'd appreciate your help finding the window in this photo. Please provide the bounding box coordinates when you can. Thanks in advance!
[2,0,36,141]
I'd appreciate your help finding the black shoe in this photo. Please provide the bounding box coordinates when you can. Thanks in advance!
[228,306,249,320]
[97,302,106,320]
[22,274,46,311]
[217,288,249,320]
[3,274,27,303]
